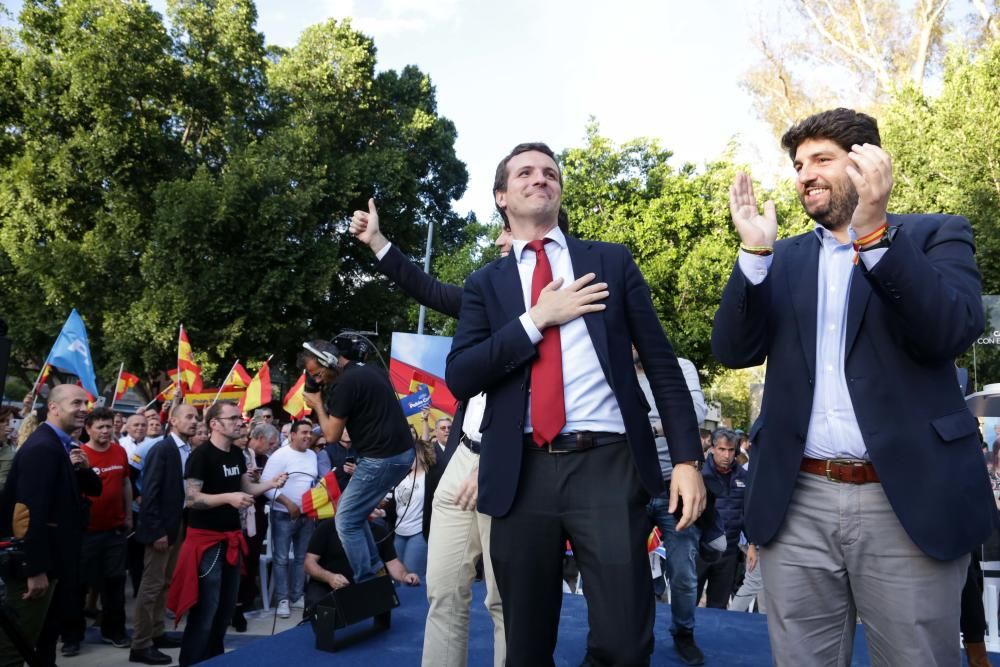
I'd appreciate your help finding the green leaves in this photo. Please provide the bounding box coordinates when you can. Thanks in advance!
[0,1,467,395]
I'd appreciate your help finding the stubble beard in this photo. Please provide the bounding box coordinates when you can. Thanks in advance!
[803,182,858,234]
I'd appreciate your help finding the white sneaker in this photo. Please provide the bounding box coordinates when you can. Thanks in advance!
[291,598,305,610]
[276,599,290,618]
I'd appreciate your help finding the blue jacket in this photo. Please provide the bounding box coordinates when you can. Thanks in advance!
[712,214,996,561]
[447,235,703,518]
[702,455,747,554]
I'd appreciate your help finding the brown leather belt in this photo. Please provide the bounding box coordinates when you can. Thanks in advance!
[801,457,879,484]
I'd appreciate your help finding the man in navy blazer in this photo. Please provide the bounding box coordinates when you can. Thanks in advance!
[447,143,705,666]
[712,108,995,666]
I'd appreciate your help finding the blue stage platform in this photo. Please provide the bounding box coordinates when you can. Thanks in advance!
[205,582,992,666]
[211,584,869,667]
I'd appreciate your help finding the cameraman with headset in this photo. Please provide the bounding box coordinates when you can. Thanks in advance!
[301,336,415,584]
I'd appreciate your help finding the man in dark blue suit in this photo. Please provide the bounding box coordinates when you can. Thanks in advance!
[446,143,706,666]
[712,108,995,666]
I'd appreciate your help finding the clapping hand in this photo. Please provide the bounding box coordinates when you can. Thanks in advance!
[846,143,893,238]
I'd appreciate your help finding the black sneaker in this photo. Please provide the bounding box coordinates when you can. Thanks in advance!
[101,634,131,648]
[673,630,705,666]
[129,647,172,665]
[61,642,81,657]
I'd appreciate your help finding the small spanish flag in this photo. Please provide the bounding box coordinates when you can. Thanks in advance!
[156,381,177,402]
[238,361,272,413]
[230,362,253,388]
[115,371,140,400]
[177,326,204,393]
[282,372,310,419]
[647,526,663,553]
[301,471,342,520]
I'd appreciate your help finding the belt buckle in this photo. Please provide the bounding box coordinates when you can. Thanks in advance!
[546,441,567,454]
[826,458,865,483]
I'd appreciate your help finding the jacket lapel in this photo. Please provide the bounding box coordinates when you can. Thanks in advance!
[786,233,820,382]
[491,252,527,321]
[566,236,613,384]
[844,265,872,358]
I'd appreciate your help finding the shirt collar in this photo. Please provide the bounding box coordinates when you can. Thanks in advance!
[170,431,190,450]
[45,422,75,452]
[513,225,566,264]
[811,223,857,247]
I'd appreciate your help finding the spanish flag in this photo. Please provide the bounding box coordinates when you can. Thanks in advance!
[238,361,272,413]
[230,362,253,388]
[301,471,342,520]
[177,326,203,393]
[156,381,177,402]
[282,372,310,419]
[115,371,140,400]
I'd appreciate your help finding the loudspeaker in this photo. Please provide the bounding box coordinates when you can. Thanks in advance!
[0,337,9,399]
[311,575,400,652]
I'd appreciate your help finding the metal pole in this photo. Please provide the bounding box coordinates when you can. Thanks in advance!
[416,219,434,335]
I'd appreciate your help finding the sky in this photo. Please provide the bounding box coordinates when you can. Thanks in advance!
[2,0,794,223]
[251,0,788,222]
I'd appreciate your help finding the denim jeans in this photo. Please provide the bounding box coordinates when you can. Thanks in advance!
[336,448,415,582]
[179,543,241,666]
[270,510,315,603]
[393,532,427,578]
[647,493,700,635]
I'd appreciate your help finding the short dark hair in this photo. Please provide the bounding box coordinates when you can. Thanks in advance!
[291,419,312,434]
[493,142,570,233]
[780,108,881,161]
[85,407,115,427]
[205,401,238,426]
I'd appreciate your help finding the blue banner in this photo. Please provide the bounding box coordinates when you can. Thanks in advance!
[399,384,432,416]
[46,309,99,398]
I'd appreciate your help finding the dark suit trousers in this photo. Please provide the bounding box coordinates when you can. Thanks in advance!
[490,442,654,667]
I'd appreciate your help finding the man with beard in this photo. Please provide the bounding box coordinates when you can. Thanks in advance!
[712,108,995,665]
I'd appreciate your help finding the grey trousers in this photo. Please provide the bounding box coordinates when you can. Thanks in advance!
[760,472,968,667]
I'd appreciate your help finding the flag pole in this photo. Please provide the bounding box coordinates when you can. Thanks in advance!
[211,359,240,406]
[110,362,124,410]
[28,361,50,410]
[177,324,184,405]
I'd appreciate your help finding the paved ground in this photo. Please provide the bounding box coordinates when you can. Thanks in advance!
[58,599,303,666]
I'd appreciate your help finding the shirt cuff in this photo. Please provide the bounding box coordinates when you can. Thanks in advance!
[375,241,392,262]
[858,247,888,270]
[738,251,772,286]
[519,312,544,345]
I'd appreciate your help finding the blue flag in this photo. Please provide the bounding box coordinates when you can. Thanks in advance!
[46,309,99,398]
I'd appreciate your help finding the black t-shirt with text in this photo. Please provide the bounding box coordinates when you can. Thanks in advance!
[307,517,396,583]
[184,442,246,532]
[324,362,411,459]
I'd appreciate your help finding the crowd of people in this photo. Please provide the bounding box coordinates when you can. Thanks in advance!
[0,104,998,667]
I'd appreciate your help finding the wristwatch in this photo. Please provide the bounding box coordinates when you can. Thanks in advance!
[677,460,704,471]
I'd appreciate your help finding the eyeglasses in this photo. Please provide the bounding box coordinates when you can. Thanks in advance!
[217,416,244,423]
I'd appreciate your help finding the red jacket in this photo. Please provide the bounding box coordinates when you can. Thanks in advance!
[167,527,246,624]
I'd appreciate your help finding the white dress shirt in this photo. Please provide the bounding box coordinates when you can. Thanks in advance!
[514,227,625,434]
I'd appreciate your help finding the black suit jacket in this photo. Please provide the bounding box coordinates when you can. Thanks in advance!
[378,243,469,538]
[0,423,99,578]
[446,235,703,518]
[135,436,185,545]
[712,214,997,561]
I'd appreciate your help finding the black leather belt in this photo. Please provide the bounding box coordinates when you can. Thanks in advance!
[523,431,626,454]
[460,434,481,454]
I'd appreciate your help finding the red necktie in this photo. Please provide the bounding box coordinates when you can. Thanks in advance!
[527,239,566,446]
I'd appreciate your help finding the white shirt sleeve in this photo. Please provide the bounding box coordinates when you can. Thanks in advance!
[519,312,544,345]
[738,251,772,286]
[375,241,393,261]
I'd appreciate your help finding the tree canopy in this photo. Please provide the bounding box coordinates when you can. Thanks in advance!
[0,0,468,394]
